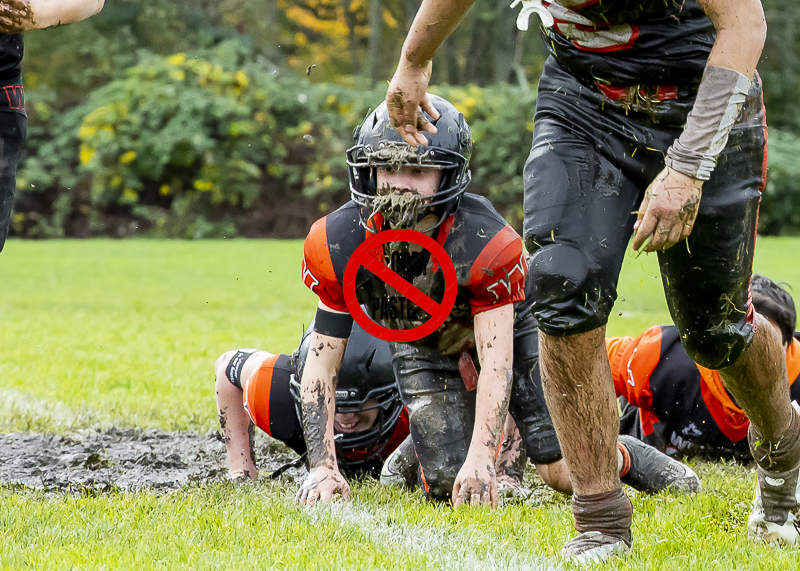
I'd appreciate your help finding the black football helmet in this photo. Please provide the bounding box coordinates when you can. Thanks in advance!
[291,319,403,467]
[347,94,472,232]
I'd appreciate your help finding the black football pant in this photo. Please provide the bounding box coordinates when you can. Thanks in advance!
[524,58,767,369]
[0,110,26,254]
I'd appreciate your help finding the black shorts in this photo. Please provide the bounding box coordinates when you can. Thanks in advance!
[391,289,561,502]
[0,110,26,253]
[523,58,766,369]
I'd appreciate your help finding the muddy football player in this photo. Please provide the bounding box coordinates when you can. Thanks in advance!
[0,0,106,254]
[386,0,796,561]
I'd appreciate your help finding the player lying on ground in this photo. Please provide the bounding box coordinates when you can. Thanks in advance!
[387,0,794,560]
[295,94,696,507]
[0,0,106,254]
[215,320,409,480]
[613,274,800,462]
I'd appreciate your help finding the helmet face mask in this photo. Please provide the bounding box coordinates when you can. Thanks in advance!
[347,95,472,233]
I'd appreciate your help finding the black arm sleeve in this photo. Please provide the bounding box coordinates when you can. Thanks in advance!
[314,307,354,338]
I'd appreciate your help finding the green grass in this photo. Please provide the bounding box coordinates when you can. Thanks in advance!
[2,237,800,570]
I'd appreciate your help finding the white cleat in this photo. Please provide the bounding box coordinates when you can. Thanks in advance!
[379,435,417,489]
[747,466,800,545]
[561,531,630,565]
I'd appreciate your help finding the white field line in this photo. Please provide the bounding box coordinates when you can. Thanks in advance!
[308,502,562,571]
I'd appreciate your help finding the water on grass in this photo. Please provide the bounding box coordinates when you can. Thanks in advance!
[0,429,304,492]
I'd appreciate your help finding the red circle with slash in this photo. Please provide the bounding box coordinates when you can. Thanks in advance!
[343,229,457,343]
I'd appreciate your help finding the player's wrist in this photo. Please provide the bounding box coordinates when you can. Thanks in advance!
[665,65,751,181]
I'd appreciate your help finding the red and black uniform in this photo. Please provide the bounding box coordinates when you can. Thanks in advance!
[303,195,559,499]
[227,320,410,475]
[0,33,27,253]
[524,1,766,369]
[610,326,800,460]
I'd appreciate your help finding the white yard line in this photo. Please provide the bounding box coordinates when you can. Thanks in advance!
[308,502,562,571]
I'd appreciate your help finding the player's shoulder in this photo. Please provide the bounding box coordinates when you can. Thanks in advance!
[446,194,522,263]
[453,193,511,230]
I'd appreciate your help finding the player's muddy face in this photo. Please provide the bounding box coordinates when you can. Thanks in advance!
[334,399,380,433]
[376,166,442,197]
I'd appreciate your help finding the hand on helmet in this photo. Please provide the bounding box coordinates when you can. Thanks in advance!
[452,454,498,509]
[296,465,351,506]
[0,0,34,33]
[386,60,439,147]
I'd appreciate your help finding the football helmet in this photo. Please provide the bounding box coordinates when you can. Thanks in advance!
[347,94,472,232]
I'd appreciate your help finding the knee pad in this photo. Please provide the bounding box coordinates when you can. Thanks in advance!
[419,463,457,502]
[526,243,612,336]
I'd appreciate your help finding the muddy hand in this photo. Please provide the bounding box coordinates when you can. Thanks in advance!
[452,457,498,509]
[386,60,439,147]
[0,0,34,33]
[295,465,350,506]
[632,167,703,253]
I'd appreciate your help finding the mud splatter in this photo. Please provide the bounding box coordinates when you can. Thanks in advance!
[0,0,35,34]
[0,428,303,493]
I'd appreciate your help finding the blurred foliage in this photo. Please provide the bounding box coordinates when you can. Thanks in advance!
[10,0,800,237]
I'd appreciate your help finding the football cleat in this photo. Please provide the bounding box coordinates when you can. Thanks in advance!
[379,434,418,489]
[561,531,630,565]
[618,435,701,494]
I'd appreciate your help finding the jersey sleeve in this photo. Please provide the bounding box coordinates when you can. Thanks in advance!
[302,217,347,312]
[467,225,527,315]
[606,326,664,436]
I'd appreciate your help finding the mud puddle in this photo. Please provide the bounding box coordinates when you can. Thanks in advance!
[0,428,305,493]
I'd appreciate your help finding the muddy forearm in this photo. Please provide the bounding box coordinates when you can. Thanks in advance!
[3,0,105,32]
[300,332,346,469]
[472,305,514,460]
[400,0,476,67]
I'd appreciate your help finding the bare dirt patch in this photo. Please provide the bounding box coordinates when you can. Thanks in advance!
[0,428,305,492]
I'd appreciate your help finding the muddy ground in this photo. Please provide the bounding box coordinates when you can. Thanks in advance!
[0,428,305,493]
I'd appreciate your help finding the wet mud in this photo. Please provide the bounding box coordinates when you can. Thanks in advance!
[0,428,305,493]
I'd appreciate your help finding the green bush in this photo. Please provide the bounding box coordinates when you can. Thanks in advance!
[760,129,800,235]
[12,50,800,238]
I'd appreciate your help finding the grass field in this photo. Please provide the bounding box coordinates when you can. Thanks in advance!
[2,238,800,570]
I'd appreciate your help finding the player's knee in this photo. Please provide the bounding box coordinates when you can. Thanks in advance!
[535,460,572,495]
[525,243,611,335]
[422,469,457,503]
[680,325,751,370]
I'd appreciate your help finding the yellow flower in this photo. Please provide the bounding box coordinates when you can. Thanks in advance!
[120,151,136,164]
[79,124,98,140]
[122,189,139,202]
[326,95,337,105]
[235,70,249,89]
[464,97,477,108]
[295,32,308,47]
[322,175,333,187]
[168,53,186,66]
[193,180,213,192]
[110,175,122,188]
[159,184,171,196]
[79,145,96,165]
[168,69,186,82]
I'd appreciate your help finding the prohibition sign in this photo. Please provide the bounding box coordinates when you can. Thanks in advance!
[343,228,457,343]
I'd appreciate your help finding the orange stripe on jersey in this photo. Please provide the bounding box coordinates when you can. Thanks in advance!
[606,326,663,436]
[303,217,348,312]
[243,353,280,436]
[787,337,800,387]
[696,366,749,443]
[468,225,527,315]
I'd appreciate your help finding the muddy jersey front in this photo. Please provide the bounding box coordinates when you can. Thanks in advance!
[540,0,715,85]
[301,194,527,353]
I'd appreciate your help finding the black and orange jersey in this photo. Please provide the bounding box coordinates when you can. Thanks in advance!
[302,194,527,353]
[0,35,24,115]
[608,325,800,451]
[540,0,715,85]
[243,320,411,471]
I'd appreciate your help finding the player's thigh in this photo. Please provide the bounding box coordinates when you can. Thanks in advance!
[0,111,26,253]
[658,86,766,369]
[522,112,640,336]
[391,343,475,500]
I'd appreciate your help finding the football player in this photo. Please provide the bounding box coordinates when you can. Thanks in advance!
[214,320,409,480]
[0,0,106,253]
[386,0,794,560]
[295,94,697,507]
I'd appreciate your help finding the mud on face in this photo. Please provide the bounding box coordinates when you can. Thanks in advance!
[0,428,304,493]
